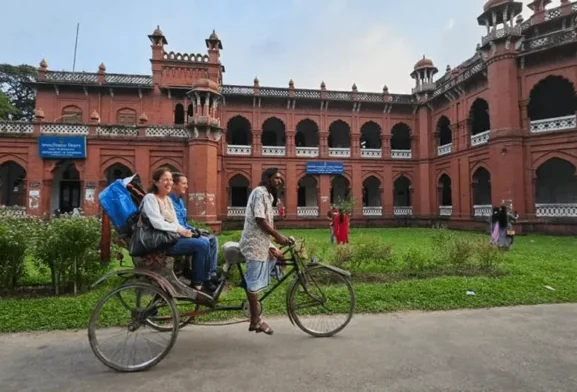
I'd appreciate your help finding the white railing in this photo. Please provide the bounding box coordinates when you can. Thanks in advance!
[361,149,382,158]
[98,125,138,136]
[296,147,319,157]
[530,115,576,133]
[146,126,189,138]
[438,143,452,156]
[227,145,251,155]
[40,124,89,135]
[535,203,577,218]
[391,149,411,159]
[329,147,351,157]
[471,130,490,146]
[262,146,286,156]
[227,207,246,217]
[439,205,453,216]
[0,121,33,134]
[394,206,412,216]
[297,206,319,217]
[363,206,382,216]
[473,204,492,217]
[0,206,27,218]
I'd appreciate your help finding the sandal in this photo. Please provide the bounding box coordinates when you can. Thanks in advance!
[249,319,274,335]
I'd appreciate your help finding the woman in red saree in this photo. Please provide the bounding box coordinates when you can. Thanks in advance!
[333,208,349,244]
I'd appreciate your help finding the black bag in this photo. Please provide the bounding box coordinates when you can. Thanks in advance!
[129,210,179,257]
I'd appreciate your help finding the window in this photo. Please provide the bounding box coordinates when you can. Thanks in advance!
[117,108,137,125]
[61,106,82,123]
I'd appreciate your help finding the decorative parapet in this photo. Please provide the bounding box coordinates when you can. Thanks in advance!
[97,125,139,136]
[40,123,88,135]
[145,125,189,138]
[530,115,577,133]
[0,121,34,134]
[521,29,577,52]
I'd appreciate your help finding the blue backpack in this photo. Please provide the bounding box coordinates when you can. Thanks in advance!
[99,177,139,234]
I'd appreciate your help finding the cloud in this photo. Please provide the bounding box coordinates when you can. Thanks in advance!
[447,18,455,30]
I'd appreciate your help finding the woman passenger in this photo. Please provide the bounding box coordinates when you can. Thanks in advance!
[141,168,212,302]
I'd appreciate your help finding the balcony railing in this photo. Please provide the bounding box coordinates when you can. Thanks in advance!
[361,149,382,158]
[363,206,382,216]
[296,147,319,157]
[394,206,412,216]
[329,148,351,157]
[535,203,577,218]
[227,207,246,217]
[438,143,452,156]
[439,205,453,216]
[471,130,490,146]
[0,121,33,134]
[227,145,251,155]
[473,204,492,217]
[391,149,411,159]
[262,146,286,156]
[297,206,319,217]
[40,123,89,135]
[530,115,576,134]
[0,206,27,218]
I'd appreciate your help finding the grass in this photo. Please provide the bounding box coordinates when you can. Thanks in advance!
[0,228,576,333]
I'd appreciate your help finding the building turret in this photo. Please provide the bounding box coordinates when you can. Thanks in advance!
[185,77,223,230]
[148,25,167,60]
[410,56,438,97]
[477,0,523,49]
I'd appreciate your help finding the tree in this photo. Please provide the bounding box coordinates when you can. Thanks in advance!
[0,91,18,120]
[0,64,37,121]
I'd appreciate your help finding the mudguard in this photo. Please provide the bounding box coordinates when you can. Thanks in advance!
[91,268,178,297]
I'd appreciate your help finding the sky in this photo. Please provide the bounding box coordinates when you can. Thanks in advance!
[1,0,551,94]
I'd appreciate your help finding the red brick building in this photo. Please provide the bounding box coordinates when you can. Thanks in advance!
[1,0,577,233]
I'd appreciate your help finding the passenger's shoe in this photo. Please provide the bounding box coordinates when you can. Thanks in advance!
[203,280,218,293]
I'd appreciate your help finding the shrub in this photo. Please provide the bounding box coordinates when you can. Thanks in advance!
[34,216,110,295]
[471,240,505,273]
[0,218,30,291]
[330,244,354,269]
[351,242,394,271]
[402,248,431,273]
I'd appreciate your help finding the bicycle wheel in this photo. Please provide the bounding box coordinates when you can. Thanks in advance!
[88,282,179,372]
[139,295,194,332]
[287,265,355,337]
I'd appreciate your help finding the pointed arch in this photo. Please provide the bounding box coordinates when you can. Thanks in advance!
[533,151,577,172]
[469,98,491,136]
[0,160,27,207]
[535,158,577,204]
[61,105,83,123]
[392,171,413,183]
[116,107,137,125]
[436,115,452,146]
[528,75,577,121]
[228,174,250,207]
[174,103,185,125]
[362,175,382,207]
[150,158,183,174]
[226,170,252,184]
[100,157,135,179]
[328,120,351,148]
[360,121,382,149]
[226,115,252,145]
[295,118,319,147]
[470,162,491,181]
[390,122,412,150]
[261,117,286,146]
[0,154,27,170]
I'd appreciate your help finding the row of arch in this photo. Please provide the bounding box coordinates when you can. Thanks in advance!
[2,158,575,213]
[226,116,413,150]
[61,106,138,125]
[227,157,577,208]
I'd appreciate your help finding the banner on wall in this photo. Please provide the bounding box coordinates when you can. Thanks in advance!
[38,136,87,159]
[306,162,344,175]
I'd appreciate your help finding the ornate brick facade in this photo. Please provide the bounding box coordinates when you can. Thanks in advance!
[1,1,577,234]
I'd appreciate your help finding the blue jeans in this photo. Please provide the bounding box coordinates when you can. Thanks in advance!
[168,237,209,286]
[207,235,219,278]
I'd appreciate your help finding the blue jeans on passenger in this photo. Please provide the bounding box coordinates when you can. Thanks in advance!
[168,237,210,286]
[207,235,219,278]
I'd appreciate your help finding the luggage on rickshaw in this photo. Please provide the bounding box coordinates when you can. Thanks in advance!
[98,174,146,236]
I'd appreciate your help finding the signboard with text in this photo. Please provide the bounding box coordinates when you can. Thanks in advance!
[38,136,87,159]
[306,161,344,175]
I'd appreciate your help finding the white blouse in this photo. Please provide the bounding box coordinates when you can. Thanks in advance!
[141,193,186,233]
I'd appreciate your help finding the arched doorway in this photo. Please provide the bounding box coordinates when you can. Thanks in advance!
[469,99,491,146]
[0,161,26,207]
[528,75,577,133]
[297,175,319,216]
[51,162,81,214]
[393,175,412,215]
[535,158,577,217]
[472,167,491,217]
[437,116,452,155]
[226,116,252,155]
[390,123,412,159]
[261,117,286,156]
[295,119,319,157]
[105,163,133,185]
[328,120,351,157]
[438,174,452,216]
[228,175,250,216]
[174,103,185,125]
[360,122,382,158]
[362,176,382,216]
[330,175,350,205]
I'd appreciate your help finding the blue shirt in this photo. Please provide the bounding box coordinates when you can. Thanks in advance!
[168,193,193,230]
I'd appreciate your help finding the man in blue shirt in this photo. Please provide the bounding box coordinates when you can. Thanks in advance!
[169,172,220,288]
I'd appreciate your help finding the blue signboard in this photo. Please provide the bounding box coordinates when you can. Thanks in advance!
[306,162,344,175]
[38,136,87,159]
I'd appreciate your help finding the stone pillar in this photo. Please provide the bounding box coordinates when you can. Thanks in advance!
[416,105,432,216]
[351,134,361,159]
[319,175,331,216]
[319,133,328,159]
[187,128,221,231]
[351,163,363,218]
[252,129,262,157]
[383,165,393,216]
[286,130,295,157]
[382,135,391,159]
[285,163,297,219]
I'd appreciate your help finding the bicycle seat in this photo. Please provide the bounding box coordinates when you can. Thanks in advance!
[222,241,245,269]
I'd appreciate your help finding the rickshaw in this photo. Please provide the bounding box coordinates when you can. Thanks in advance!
[87,175,356,372]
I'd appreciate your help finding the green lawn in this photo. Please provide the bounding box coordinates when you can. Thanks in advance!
[1,228,576,333]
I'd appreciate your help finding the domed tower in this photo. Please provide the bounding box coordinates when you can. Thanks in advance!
[185,76,223,231]
[410,56,438,98]
[477,0,525,214]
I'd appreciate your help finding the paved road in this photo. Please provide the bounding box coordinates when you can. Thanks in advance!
[1,304,576,392]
